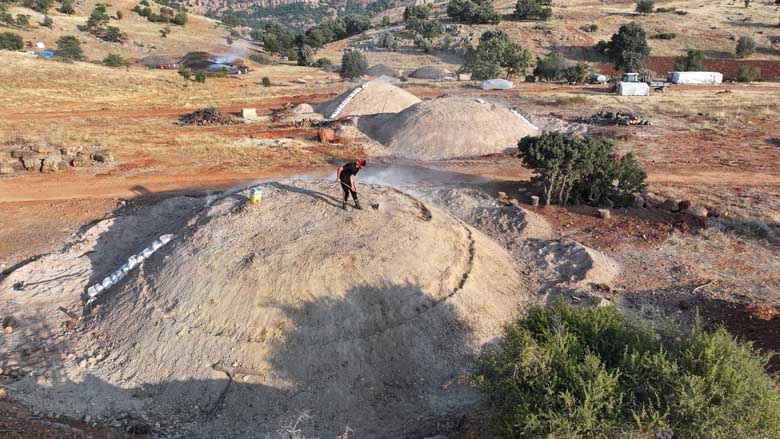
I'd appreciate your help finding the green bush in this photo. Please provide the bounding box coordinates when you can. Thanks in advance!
[103,53,129,67]
[115,10,123,20]
[736,36,756,58]
[55,35,83,60]
[517,132,646,206]
[446,0,500,24]
[563,62,588,83]
[403,4,431,21]
[177,66,192,79]
[406,17,443,39]
[463,30,533,81]
[0,32,23,51]
[736,65,761,82]
[261,76,272,87]
[59,0,74,14]
[674,49,705,71]
[340,51,368,80]
[194,70,206,83]
[635,0,654,14]
[41,15,53,27]
[607,22,651,72]
[652,32,676,40]
[16,14,30,26]
[515,0,552,21]
[473,303,780,438]
[533,52,568,81]
[313,57,333,68]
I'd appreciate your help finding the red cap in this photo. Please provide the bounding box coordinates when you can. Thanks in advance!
[357,159,367,166]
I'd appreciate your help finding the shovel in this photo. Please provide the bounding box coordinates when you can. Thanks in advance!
[339,180,379,210]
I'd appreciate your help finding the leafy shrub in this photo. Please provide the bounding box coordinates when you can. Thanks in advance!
[736,36,756,58]
[177,67,192,79]
[736,65,761,82]
[314,57,332,68]
[533,52,568,81]
[340,51,368,80]
[194,71,206,83]
[41,15,53,28]
[447,0,500,24]
[607,22,651,72]
[406,17,443,39]
[86,3,109,32]
[674,49,705,71]
[563,62,588,83]
[635,0,654,14]
[55,35,83,60]
[261,76,272,87]
[525,74,536,82]
[413,34,433,53]
[515,0,552,21]
[473,303,780,438]
[463,30,533,80]
[286,48,297,61]
[16,14,30,26]
[115,10,123,20]
[104,25,124,42]
[172,10,187,25]
[652,32,676,39]
[0,32,23,51]
[297,44,314,66]
[24,0,50,13]
[59,0,74,14]
[655,6,676,12]
[517,132,646,206]
[403,4,431,21]
[103,53,129,67]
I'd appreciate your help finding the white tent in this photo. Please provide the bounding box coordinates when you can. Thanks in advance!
[480,79,515,90]
[669,71,723,85]
[617,82,650,96]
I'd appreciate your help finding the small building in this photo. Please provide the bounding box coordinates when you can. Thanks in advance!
[617,82,650,96]
[669,71,723,85]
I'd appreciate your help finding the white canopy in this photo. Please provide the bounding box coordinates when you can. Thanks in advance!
[617,82,650,96]
[670,71,723,85]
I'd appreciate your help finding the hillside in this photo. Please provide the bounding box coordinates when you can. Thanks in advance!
[317,0,780,74]
[1,0,246,60]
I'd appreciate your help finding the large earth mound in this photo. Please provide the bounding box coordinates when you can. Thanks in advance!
[315,80,421,119]
[61,180,527,437]
[359,97,539,160]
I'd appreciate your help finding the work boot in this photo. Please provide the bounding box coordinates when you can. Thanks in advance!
[354,200,363,210]
[342,201,347,210]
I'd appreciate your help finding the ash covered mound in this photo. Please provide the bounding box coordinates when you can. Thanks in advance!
[359,97,539,160]
[80,180,527,438]
[315,80,421,119]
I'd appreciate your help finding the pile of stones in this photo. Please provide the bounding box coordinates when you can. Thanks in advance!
[0,142,113,176]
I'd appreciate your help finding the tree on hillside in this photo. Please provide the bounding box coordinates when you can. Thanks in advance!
[340,51,368,80]
[297,44,314,66]
[674,49,705,71]
[533,52,568,81]
[406,17,444,39]
[635,0,654,14]
[518,132,646,206]
[447,0,500,24]
[0,32,24,51]
[55,35,83,60]
[403,4,431,21]
[736,36,756,58]
[172,10,187,25]
[103,53,129,67]
[607,22,650,72]
[59,0,74,14]
[87,3,110,30]
[464,30,533,80]
[515,0,552,21]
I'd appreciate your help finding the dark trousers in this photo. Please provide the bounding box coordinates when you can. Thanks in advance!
[341,183,358,202]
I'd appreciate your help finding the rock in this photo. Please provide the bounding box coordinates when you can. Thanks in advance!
[61,146,83,156]
[31,144,54,153]
[22,157,42,171]
[0,387,7,400]
[291,103,314,114]
[0,164,13,175]
[71,156,86,167]
[83,415,92,423]
[631,194,644,208]
[10,150,27,158]
[52,422,71,432]
[644,192,666,207]
[87,356,98,365]
[660,199,680,212]
[293,78,308,84]
[685,205,708,219]
[78,360,88,369]
[41,155,63,172]
[530,195,540,207]
[678,199,691,211]
[424,435,448,439]
[18,150,41,160]
[93,150,114,163]
[318,128,336,143]
[598,208,611,219]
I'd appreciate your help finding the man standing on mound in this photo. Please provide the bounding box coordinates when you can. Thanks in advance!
[337,159,366,210]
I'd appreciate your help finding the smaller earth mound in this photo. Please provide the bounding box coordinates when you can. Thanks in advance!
[359,97,539,160]
[315,80,421,119]
[407,66,454,80]
[367,64,402,78]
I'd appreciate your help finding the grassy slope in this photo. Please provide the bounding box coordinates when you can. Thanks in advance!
[4,0,242,60]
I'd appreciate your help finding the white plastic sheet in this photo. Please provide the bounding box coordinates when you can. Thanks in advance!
[617,82,650,96]
[480,79,514,90]
[669,72,723,85]
[85,234,174,306]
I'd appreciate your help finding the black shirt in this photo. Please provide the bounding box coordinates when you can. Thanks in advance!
[339,162,360,184]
